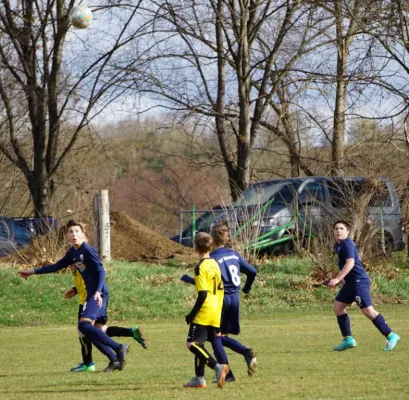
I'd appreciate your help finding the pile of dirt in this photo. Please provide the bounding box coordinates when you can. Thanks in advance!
[110,211,196,264]
[1,211,196,266]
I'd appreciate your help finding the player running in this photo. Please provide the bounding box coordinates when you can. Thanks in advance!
[65,264,148,372]
[183,232,229,389]
[328,220,400,352]
[210,223,257,380]
[19,220,129,372]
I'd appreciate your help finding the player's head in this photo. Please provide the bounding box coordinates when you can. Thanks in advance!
[211,223,230,247]
[194,232,213,255]
[333,220,350,242]
[66,219,85,248]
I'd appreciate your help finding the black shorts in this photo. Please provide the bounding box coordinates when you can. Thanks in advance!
[187,323,221,344]
[78,304,108,325]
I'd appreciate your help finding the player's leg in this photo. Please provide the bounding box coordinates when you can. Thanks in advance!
[221,292,256,377]
[184,324,228,388]
[358,283,400,351]
[184,356,207,388]
[71,305,95,372]
[105,325,149,349]
[333,285,356,351]
[78,296,129,371]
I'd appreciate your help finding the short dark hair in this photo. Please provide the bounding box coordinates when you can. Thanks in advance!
[333,220,350,230]
[195,232,213,253]
[66,219,84,232]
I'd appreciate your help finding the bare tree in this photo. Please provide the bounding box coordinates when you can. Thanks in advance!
[0,0,147,216]
[137,0,333,201]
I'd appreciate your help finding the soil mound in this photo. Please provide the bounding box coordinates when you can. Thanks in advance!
[110,211,196,264]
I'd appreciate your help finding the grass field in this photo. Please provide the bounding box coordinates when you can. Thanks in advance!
[1,307,409,400]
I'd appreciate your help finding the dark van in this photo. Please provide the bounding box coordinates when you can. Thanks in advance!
[218,176,405,253]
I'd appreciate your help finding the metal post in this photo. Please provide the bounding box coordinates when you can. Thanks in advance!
[179,211,184,244]
[191,205,196,247]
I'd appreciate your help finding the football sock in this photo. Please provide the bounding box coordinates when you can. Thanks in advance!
[106,326,132,337]
[221,336,248,355]
[80,337,93,365]
[372,313,392,337]
[212,335,228,364]
[189,343,217,369]
[78,321,121,355]
[195,356,205,377]
[337,313,352,337]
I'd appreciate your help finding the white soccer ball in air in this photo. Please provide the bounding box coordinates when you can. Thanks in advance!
[70,5,93,29]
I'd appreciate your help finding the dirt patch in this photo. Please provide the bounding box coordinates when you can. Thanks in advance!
[110,210,196,264]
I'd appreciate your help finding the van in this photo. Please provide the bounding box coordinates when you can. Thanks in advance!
[211,176,405,254]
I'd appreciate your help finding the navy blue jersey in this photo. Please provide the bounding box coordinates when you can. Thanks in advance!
[334,237,369,282]
[34,242,108,296]
[210,247,257,295]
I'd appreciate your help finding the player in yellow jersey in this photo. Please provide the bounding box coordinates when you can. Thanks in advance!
[183,232,229,389]
[65,265,148,372]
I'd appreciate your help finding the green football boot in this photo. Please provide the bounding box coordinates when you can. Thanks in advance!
[333,336,357,351]
[70,362,95,372]
[131,325,149,349]
[383,332,400,351]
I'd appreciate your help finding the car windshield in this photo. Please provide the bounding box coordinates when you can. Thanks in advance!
[234,182,298,207]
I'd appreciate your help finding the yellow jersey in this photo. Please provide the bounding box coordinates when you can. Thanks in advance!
[73,268,87,305]
[193,258,224,327]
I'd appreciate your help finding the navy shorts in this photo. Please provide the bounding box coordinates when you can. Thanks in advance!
[187,323,221,344]
[78,304,108,325]
[80,292,109,322]
[336,279,372,309]
[221,291,240,335]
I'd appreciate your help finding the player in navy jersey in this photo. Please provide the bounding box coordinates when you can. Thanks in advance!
[65,263,148,372]
[181,223,257,381]
[328,220,400,351]
[18,220,130,372]
[210,223,257,379]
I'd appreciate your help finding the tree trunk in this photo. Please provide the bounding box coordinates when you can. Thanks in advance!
[28,174,50,217]
[331,0,348,176]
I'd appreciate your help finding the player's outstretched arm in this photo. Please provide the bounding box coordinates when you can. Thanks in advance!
[18,269,35,279]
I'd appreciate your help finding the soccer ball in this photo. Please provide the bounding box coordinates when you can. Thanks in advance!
[70,5,93,29]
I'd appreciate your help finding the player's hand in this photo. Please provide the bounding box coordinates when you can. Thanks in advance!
[327,278,340,288]
[18,270,34,279]
[185,314,194,325]
[64,289,76,299]
[94,291,102,307]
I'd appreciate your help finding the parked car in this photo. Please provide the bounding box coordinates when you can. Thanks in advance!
[0,216,61,256]
[213,176,405,254]
[174,176,405,254]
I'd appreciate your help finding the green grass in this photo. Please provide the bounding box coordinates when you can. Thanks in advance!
[2,256,409,325]
[0,308,409,399]
[1,256,409,398]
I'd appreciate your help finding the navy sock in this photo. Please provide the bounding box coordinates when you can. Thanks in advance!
[91,339,118,361]
[212,335,228,364]
[106,326,132,337]
[78,321,121,356]
[372,314,392,337]
[222,336,248,355]
[337,313,352,337]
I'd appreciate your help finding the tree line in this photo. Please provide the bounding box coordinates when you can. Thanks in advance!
[0,0,409,222]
